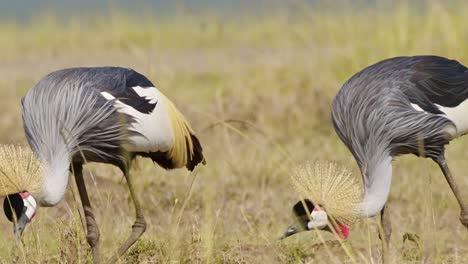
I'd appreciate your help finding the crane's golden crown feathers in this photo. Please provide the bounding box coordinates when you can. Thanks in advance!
[0,145,43,197]
[290,160,363,225]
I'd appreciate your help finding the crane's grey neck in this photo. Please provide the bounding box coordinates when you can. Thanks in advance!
[358,156,392,217]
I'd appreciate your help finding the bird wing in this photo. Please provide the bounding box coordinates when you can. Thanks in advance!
[89,67,158,114]
[93,67,205,171]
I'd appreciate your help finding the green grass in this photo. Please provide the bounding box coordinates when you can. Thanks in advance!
[1,1,468,263]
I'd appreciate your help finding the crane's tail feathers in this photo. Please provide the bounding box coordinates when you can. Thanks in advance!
[161,94,205,170]
[186,132,205,171]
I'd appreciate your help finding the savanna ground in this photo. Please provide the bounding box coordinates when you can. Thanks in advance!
[1,1,468,263]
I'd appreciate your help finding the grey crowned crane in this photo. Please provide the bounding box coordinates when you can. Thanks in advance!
[1,67,205,263]
[281,56,468,252]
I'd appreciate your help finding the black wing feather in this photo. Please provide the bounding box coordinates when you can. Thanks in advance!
[406,56,468,113]
[95,67,157,114]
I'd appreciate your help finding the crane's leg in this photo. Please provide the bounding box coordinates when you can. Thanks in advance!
[378,204,392,264]
[435,155,468,228]
[73,163,100,264]
[108,170,147,263]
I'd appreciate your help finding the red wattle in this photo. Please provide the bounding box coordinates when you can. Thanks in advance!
[338,223,350,239]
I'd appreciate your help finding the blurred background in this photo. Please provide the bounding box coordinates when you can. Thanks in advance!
[1,0,468,263]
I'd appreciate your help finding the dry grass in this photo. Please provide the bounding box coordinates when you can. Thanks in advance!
[1,1,468,263]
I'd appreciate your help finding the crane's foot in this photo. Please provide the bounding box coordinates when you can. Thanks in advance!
[403,232,421,245]
[460,211,468,229]
[86,220,100,264]
[108,170,147,263]
[88,236,100,264]
[82,196,101,264]
[381,221,392,245]
[107,217,146,263]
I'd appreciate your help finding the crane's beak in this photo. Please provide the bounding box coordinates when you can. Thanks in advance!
[278,224,302,240]
[14,212,30,245]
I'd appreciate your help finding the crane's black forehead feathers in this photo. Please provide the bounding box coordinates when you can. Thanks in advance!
[3,193,24,222]
[292,199,315,217]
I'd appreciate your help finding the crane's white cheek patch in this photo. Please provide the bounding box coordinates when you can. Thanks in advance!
[308,210,328,229]
[436,100,468,137]
[21,193,37,221]
[101,88,175,152]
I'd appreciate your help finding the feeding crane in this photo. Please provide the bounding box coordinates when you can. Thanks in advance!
[281,55,468,252]
[2,67,205,263]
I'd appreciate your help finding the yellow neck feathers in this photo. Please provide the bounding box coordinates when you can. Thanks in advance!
[0,145,44,197]
[161,94,195,168]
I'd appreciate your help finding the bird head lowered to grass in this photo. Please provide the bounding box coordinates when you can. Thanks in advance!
[0,145,43,242]
[280,160,362,240]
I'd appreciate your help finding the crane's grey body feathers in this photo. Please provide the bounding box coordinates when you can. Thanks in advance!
[332,56,468,216]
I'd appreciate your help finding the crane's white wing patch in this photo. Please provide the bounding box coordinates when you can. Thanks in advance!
[436,100,468,136]
[101,87,174,152]
[410,103,424,112]
[410,102,459,137]
[132,86,159,104]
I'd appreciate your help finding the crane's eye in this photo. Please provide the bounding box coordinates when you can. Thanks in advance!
[3,193,24,223]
